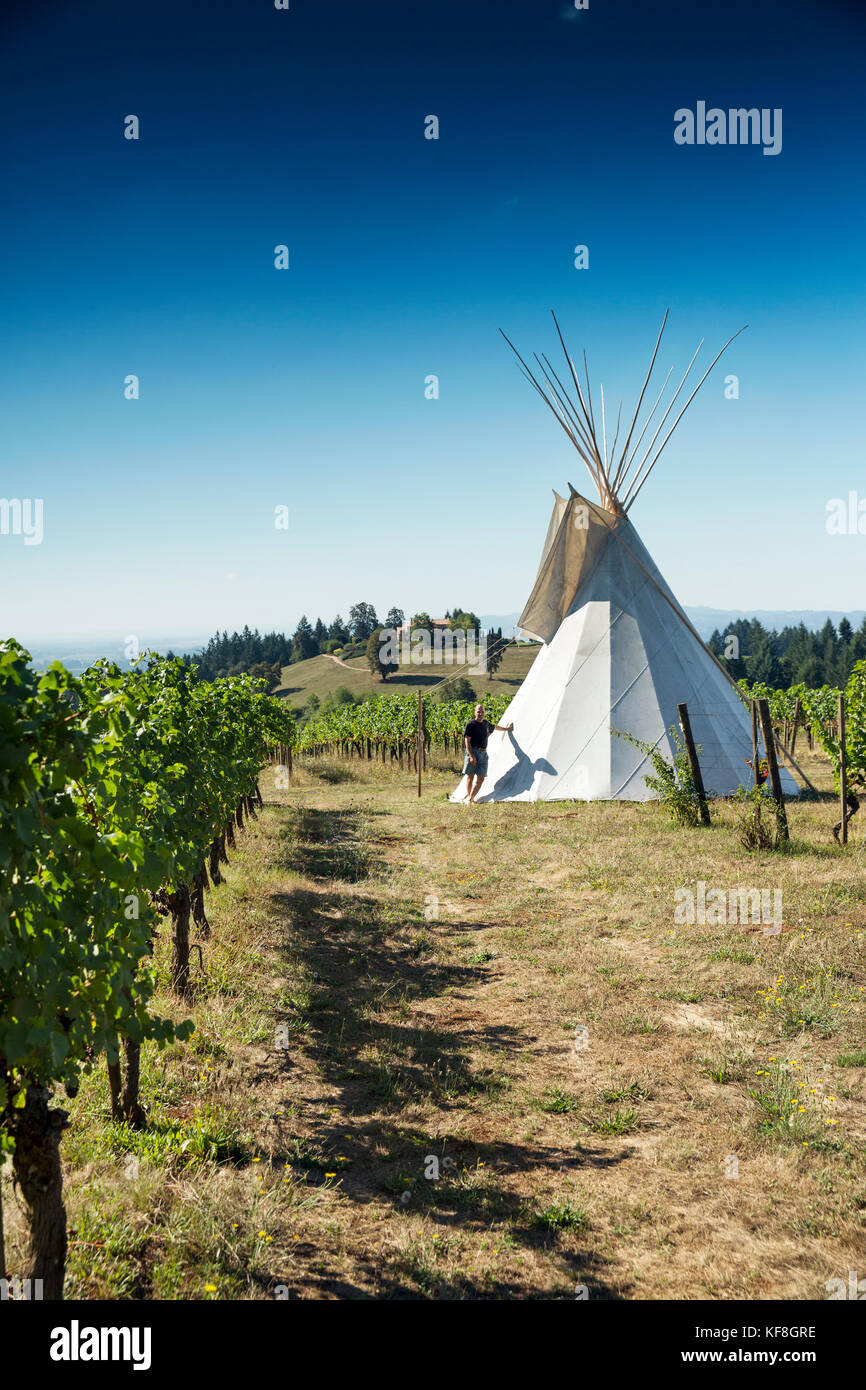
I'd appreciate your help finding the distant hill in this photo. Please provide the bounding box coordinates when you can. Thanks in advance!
[278,643,541,709]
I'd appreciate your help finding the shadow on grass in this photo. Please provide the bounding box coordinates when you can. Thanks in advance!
[278,804,385,881]
[258,805,629,1298]
[306,763,361,785]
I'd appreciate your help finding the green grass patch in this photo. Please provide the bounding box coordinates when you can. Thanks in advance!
[539,1087,580,1114]
[105,1105,249,1168]
[837,1049,866,1067]
[596,1081,650,1105]
[588,1107,639,1135]
[707,947,756,965]
[529,1201,590,1233]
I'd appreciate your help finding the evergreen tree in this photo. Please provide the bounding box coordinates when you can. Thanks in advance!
[709,624,748,681]
[817,619,837,684]
[384,606,405,631]
[348,602,378,640]
[745,631,783,686]
[329,614,350,644]
[291,615,318,663]
[850,618,866,666]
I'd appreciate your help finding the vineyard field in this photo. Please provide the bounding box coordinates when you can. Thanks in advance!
[3,743,864,1301]
[3,645,866,1303]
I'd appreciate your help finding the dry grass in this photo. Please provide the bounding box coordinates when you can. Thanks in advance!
[3,747,864,1300]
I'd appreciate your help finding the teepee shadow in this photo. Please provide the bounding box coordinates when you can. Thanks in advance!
[482,730,556,799]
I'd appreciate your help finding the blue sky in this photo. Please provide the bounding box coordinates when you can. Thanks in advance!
[1,0,864,646]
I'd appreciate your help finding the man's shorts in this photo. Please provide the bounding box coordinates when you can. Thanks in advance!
[462,747,488,777]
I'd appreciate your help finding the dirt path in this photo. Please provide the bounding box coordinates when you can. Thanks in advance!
[322,653,363,672]
[241,753,865,1300]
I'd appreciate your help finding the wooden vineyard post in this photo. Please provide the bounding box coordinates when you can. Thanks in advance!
[0,1163,6,1283]
[750,701,760,788]
[417,690,423,798]
[677,702,710,826]
[790,697,801,758]
[756,698,789,842]
[839,693,848,845]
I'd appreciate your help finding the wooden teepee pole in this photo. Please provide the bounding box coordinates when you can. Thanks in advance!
[623,326,748,512]
[610,310,669,495]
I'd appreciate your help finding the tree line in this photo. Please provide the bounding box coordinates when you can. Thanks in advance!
[708,617,866,690]
[181,605,508,687]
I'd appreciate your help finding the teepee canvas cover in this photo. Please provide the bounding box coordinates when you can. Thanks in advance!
[452,312,799,804]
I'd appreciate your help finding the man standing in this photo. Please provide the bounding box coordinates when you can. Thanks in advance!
[462,703,513,804]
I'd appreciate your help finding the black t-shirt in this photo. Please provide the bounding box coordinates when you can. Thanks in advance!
[464,719,494,749]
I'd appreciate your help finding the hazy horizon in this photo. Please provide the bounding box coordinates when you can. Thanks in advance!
[15,605,866,674]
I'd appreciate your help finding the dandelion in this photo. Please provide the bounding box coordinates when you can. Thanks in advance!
[205,1283,217,1293]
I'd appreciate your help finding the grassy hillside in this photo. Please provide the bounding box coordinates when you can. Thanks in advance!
[5,745,863,1299]
[277,642,540,708]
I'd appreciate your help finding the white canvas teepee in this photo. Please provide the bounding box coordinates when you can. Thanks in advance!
[452,313,800,804]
